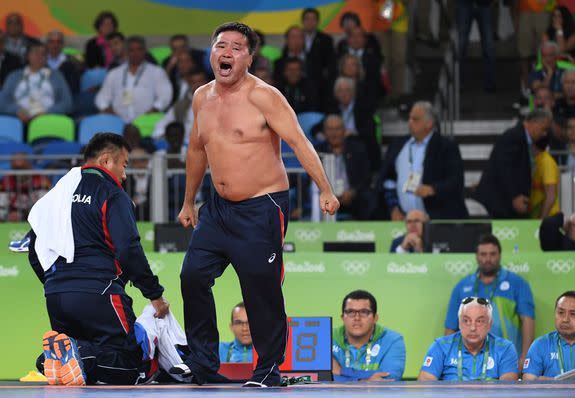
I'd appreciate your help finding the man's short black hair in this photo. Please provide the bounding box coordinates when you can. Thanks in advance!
[342,290,377,314]
[477,233,502,253]
[126,35,146,48]
[106,32,125,42]
[302,8,320,21]
[211,22,258,55]
[83,133,131,162]
[230,302,246,322]
[285,56,304,67]
[556,291,575,308]
[254,30,266,47]
[340,12,361,28]
[93,11,118,32]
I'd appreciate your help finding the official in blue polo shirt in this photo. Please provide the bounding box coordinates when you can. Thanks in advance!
[419,296,518,381]
[219,302,253,363]
[332,290,406,381]
[444,234,534,369]
[523,291,575,380]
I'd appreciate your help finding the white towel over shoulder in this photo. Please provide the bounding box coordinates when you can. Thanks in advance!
[28,167,82,271]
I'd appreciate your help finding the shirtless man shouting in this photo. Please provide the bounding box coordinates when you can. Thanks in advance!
[172,22,339,387]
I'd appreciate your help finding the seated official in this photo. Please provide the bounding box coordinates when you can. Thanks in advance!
[332,290,405,381]
[540,212,575,251]
[389,209,428,253]
[418,297,518,381]
[523,291,575,380]
[219,302,253,363]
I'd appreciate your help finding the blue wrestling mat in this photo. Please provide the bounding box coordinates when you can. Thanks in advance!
[1,381,575,398]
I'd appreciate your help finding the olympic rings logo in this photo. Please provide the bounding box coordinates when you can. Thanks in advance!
[148,260,166,275]
[341,260,371,276]
[444,261,474,276]
[294,229,321,242]
[493,226,519,240]
[546,259,575,274]
[8,230,26,241]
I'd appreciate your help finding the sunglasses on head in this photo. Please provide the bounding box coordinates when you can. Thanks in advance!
[461,296,490,306]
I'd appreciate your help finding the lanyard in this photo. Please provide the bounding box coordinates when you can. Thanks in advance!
[458,336,489,381]
[473,271,500,301]
[226,342,249,362]
[345,342,372,368]
[556,334,573,374]
[122,64,145,88]
[22,70,48,95]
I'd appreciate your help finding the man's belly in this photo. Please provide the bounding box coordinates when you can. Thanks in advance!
[210,164,289,201]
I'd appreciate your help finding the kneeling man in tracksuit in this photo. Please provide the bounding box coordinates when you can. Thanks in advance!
[28,133,170,386]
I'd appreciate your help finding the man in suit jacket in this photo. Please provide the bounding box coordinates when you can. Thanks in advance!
[474,109,552,219]
[301,8,335,80]
[0,30,23,88]
[380,101,468,220]
[315,114,375,219]
[389,209,428,253]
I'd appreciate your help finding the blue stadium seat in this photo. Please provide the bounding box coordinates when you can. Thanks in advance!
[0,142,33,170]
[36,141,82,169]
[297,112,324,142]
[0,116,24,143]
[80,68,108,92]
[282,140,302,169]
[78,114,125,145]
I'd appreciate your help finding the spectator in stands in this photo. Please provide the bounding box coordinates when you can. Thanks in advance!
[523,291,575,379]
[529,136,560,219]
[4,13,38,62]
[338,54,379,111]
[373,0,408,101]
[315,114,375,220]
[474,108,552,218]
[152,68,209,149]
[275,57,320,114]
[518,1,553,93]
[0,152,51,222]
[337,12,381,58]
[163,34,191,81]
[539,212,575,251]
[528,41,564,95]
[419,296,518,381]
[332,290,405,381]
[553,69,575,145]
[328,77,380,172]
[95,36,172,123]
[163,122,188,220]
[456,0,496,92]
[85,11,118,68]
[534,86,555,110]
[542,6,575,59]
[337,26,382,94]
[445,234,535,370]
[249,30,271,75]
[0,42,72,123]
[45,30,80,95]
[170,50,200,103]
[219,302,253,363]
[253,64,273,85]
[389,209,428,253]
[0,29,23,88]
[125,146,150,221]
[380,101,468,220]
[122,124,155,154]
[301,8,335,93]
[107,32,126,69]
[274,26,322,91]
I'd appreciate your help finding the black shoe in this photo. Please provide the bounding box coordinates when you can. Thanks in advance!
[168,364,205,385]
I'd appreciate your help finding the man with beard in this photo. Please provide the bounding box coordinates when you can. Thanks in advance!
[523,291,575,379]
[331,290,405,381]
[444,234,535,371]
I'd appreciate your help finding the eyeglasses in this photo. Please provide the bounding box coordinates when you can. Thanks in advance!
[343,309,373,318]
[461,297,490,306]
[232,320,249,327]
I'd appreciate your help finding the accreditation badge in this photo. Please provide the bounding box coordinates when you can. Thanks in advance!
[402,172,421,193]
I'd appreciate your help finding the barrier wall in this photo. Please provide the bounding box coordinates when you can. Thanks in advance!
[2,243,574,379]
